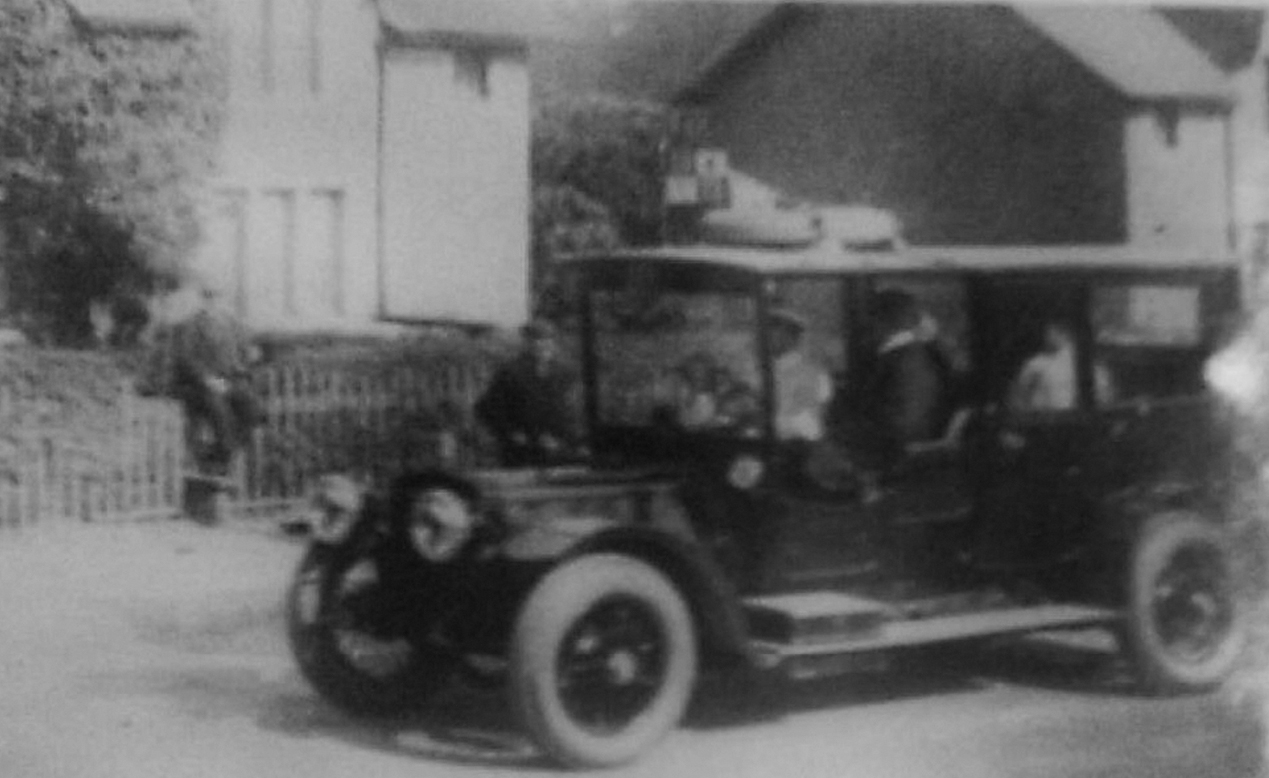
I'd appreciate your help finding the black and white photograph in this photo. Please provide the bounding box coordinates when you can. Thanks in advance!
[1,0,1268,775]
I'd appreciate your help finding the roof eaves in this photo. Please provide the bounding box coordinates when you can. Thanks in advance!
[65,0,194,36]
[379,0,557,50]
[1014,4,1234,107]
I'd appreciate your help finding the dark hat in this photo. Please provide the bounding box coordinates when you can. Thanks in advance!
[520,318,556,340]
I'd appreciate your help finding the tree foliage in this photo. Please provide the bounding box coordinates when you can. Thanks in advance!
[531,92,672,255]
[530,92,675,320]
[0,0,227,344]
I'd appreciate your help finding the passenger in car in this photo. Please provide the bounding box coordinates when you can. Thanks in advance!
[866,289,952,447]
[672,352,719,428]
[769,307,833,441]
[712,366,761,430]
[806,292,951,498]
[1008,321,1114,411]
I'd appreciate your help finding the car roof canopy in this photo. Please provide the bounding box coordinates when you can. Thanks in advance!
[560,244,1240,279]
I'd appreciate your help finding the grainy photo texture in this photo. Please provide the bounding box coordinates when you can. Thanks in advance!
[1,1,1268,776]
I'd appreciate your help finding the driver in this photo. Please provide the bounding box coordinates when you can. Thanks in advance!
[475,319,582,466]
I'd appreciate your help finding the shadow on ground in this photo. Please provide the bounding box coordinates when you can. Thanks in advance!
[79,629,1185,772]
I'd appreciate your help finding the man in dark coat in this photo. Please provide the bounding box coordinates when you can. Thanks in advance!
[170,280,260,471]
[852,290,951,471]
[475,319,581,467]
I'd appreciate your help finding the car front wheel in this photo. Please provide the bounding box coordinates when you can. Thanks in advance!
[508,553,698,768]
[286,546,455,715]
[1123,512,1246,694]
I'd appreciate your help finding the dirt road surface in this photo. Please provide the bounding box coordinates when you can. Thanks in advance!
[0,521,1263,778]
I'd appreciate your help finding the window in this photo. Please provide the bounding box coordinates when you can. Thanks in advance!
[1092,283,1208,402]
[298,188,345,316]
[978,280,1086,412]
[305,0,323,93]
[258,189,298,316]
[260,0,275,92]
[768,278,848,375]
[203,188,249,316]
[592,288,759,431]
[257,0,322,94]
[1092,284,1201,347]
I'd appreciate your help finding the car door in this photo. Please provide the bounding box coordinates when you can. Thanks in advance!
[752,275,886,591]
[858,274,976,584]
[966,276,1105,570]
[759,273,978,591]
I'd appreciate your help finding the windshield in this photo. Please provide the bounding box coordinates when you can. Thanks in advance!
[591,287,761,435]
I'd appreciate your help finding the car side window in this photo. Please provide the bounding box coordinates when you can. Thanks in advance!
[1091,282,1210,403]
[592,289,760,431]
[980,281,1093,414]
[767,278,849,376]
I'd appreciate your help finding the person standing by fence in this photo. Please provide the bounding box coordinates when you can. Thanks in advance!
[475,319,582,467]
[167,277,261,474]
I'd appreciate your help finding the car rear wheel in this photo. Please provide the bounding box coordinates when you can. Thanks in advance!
[1123,513,1246,694]
[508,554,698,768]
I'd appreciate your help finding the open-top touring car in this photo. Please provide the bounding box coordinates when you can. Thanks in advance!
[286,218,1251,768]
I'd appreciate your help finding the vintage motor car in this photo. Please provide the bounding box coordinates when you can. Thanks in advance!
[286,223,1252,768]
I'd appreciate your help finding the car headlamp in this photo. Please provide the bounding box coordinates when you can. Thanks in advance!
[308,474,363,544]
[409,488,476,562]
[1204,337,1264,412]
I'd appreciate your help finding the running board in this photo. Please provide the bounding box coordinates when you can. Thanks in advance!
[750,604,1119,678]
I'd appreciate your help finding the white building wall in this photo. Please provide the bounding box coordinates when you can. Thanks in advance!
[193,0,383,332]
[380,47,531,329]
[1124,110,1231,257]
[1230,20,1269,261]
[190,0,534,333]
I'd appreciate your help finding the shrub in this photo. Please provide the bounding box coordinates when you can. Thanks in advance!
[0,0,227,345]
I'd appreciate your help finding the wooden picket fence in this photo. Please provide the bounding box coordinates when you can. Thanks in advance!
[0,358,186,529]
[234,351,497,516]
[0,346,499,528]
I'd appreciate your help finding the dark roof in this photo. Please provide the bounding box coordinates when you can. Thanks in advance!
[65,0,194,35]
[538,3,1239,107]
[533,3,783,101]
[379,0,568,49]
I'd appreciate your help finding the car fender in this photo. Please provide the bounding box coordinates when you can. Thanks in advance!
[500,516,618,560]
[1085,480,1229,606]
[1097,479,1222,544]
[503,520,751,662]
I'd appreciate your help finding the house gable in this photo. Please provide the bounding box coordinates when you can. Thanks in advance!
[379,0,568,50]
[1013,5,1232,106]
[689,5,1133,245]
[678,3,1233,108]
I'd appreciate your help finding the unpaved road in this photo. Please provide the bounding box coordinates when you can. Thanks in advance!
[0,521,1263,778]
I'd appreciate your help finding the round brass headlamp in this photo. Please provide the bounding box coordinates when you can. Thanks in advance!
[409,488,476,562]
